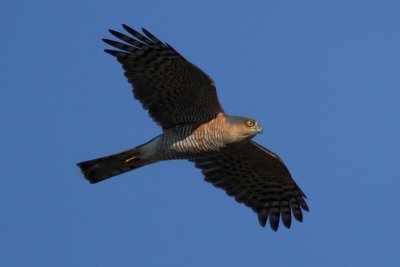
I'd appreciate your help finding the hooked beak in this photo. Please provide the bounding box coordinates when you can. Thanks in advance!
[256,123,263,134]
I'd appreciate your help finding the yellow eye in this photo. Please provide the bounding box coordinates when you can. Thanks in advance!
[246,120,255,127]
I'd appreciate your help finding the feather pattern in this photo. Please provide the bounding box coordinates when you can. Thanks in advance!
[192,141,308,231]
[103,25,224,129]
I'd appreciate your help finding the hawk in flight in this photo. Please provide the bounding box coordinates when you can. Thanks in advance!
[77,25,308,231]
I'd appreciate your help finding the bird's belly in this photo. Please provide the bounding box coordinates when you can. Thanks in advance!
[156,126,227,160]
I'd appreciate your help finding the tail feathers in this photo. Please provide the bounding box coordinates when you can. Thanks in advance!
[77,147,151,184]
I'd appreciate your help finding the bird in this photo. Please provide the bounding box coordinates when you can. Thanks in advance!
[77,25,309,231]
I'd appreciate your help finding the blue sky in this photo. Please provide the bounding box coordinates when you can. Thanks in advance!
[2,0,400,266]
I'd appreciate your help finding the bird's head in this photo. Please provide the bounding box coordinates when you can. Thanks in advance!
[225,115,263,142]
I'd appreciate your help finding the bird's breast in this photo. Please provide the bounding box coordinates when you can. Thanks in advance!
[155,119,231,160]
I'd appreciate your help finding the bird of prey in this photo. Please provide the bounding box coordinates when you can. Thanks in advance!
[77,25,308,231]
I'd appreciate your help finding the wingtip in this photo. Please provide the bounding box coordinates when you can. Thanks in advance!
[257,209,268,227]
[103,49,115,55]
[258,218,267,227]
[268,210,280,231]
[301,201,310,212]
[142,28,160,42]
[122,24,134,32]
[102,38,118,47]
[270,224,279,232]
[294,210,304,222]
[103,49,128,58]
[282,217,292,229]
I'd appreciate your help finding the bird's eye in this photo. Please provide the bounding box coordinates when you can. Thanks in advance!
[245,120,255,127]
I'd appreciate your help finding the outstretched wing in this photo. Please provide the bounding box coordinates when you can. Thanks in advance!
[192,141,308,231]
[103,25,224,129]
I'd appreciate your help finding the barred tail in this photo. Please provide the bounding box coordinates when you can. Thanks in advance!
[77,147,152,184]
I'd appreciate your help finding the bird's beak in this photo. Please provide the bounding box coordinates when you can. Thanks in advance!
[256,123,263,134]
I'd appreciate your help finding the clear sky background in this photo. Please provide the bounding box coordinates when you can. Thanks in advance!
[2,0,400,266]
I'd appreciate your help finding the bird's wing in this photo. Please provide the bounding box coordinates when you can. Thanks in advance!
[103,25,224,129]
[192,141,308,231]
